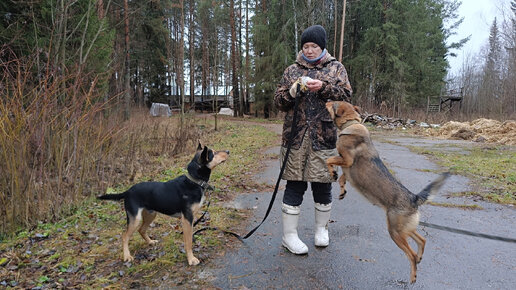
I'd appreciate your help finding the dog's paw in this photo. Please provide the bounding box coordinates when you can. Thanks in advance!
[416,256,422,264]
[188,256,200,266]
[410,274,417,284]
[331,170,338,180]
[339,190,347,200]
[123,255,134,262]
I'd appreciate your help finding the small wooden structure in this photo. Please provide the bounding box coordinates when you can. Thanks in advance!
[168,95,231,112]
[427,87,463,113]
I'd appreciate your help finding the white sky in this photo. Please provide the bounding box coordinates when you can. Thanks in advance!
[447,0,510,75]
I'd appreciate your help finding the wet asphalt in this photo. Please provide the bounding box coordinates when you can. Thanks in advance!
[204,130,516,290]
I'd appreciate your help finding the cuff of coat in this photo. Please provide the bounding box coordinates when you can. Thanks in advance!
[317,81,328,96]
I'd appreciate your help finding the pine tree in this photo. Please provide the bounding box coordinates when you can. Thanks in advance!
[347,0,457,113]
[480,17,502,113]
[128,0,173,106]
[486,18,502,80]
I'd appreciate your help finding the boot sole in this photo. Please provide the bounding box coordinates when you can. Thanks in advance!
[282,241,308,255]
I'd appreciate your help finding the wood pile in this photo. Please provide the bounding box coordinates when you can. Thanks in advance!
[362,113,419,130]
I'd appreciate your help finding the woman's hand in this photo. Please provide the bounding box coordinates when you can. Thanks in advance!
[305,79,324,92]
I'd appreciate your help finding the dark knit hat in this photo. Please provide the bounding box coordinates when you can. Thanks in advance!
[301,25,327,50]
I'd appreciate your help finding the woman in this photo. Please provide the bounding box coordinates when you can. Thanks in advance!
[274,25,352,254]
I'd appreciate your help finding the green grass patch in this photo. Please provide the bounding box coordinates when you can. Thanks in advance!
[427,201,483,210]
[408,145,516,205]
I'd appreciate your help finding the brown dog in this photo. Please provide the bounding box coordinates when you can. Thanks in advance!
[325,101,449,283]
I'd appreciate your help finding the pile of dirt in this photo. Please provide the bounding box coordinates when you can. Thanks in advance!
[422,118,516,145]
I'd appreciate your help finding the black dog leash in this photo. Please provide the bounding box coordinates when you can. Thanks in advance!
[192,200,242,239]
[239,83,302,240]
[419,221,516,243]
[193,84,303,241]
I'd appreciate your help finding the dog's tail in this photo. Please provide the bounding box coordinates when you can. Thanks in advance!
[97,192,127,201]
[414,172,450,206]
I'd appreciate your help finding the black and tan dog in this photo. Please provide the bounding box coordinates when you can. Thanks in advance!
[325,101,449,283]
[98,143,229,266]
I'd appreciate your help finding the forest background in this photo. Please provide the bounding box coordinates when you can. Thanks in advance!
[1,0,515,234]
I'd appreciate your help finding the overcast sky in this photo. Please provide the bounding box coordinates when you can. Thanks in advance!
[447,0,510,75]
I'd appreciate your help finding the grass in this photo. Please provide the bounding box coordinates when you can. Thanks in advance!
[0,117,279,288]
[406,144,516,205]
[427,201,483,210]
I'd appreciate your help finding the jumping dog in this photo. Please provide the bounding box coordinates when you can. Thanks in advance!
[98,143,229,266]
[325,101,449,283]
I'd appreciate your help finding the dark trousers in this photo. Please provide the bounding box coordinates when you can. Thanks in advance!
[283,180,332,206]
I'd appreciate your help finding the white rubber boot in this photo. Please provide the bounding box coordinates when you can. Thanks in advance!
[282,204,308,254]
[314,202,331,247]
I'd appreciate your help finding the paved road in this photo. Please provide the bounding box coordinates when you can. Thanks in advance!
[206,130,516,289]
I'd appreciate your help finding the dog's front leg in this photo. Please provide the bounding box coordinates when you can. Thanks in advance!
[181,214,200,266]
[326,156,344,180]
[338,173,347,199]
[327,155,353,198]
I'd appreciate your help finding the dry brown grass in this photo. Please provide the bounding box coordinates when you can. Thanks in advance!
[0,53,201,236]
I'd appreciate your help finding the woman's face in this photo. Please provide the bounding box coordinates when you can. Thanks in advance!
[302,42,322,60]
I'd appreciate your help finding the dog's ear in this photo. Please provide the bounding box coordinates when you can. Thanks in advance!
[326,101,336,120]
[197,141,203,151]
[200,145,209,164]
[334,102,346,117]
[353,105,362,114]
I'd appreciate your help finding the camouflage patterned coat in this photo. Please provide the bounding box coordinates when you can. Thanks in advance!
[274,51,352,182]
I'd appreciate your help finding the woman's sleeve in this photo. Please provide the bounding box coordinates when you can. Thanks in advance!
[319,62,352,102]
[274,67,296,112]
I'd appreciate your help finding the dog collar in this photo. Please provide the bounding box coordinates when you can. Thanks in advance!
[338,119,360,132]
[185,173,214,191]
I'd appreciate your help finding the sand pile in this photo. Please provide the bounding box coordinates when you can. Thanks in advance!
[423,118,516,145]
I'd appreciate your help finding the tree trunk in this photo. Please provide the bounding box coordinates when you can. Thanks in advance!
[213,28,219,130]
[238,0,244,114]
[230,0,240,117]
[201,10,209,113]
[333,0,337,56]
[292,0,299,55]
[124,0,131,120]
[245,0,250,114]
[59,0,68,104]
[167,17,174,107]
[189,0,195,111]
[179,0,185,125]
[338,0,347,62]
[97,0,104,18]
[307,0,313,25]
